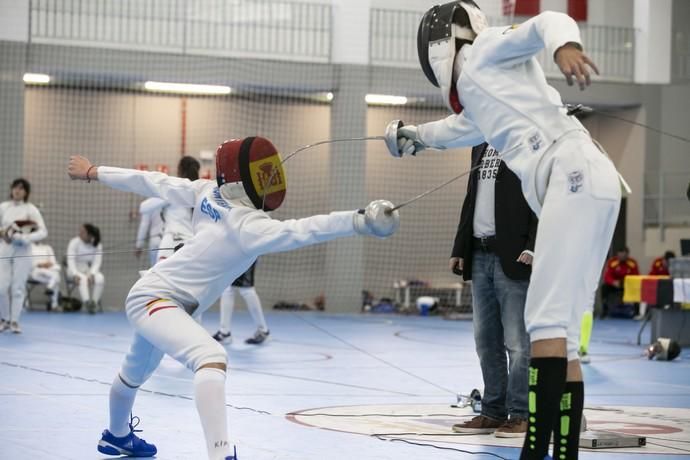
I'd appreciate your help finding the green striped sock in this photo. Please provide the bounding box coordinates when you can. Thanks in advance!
[519,357,567,460]
[553,381,584,460]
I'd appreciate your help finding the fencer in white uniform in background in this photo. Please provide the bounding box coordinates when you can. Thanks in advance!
[0,178,48,333]
[66,223,104,313]
[143,156,200,263]
[68,136,400,460]
[29,241,62,311]
[213,261,270,345]
[387,3,621,459]
[135,197,165,267]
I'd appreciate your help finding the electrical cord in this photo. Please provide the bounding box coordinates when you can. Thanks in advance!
[371,434,511,459]
[286,411,470,418]
[645,441,690,453]
[0,360,271,415]
[9,361,689,456]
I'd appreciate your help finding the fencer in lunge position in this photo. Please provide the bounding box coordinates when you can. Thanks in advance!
[66,223,105,313]
[213,261,270,345]
[0,178,48,333]
[68,136,400,460]
[386,3,621,458]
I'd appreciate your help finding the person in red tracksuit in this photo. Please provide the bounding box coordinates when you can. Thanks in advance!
[601,246,639,317]
[649,251,675,276]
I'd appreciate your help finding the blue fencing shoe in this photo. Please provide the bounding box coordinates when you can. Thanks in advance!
[224,445,239,459]
[97,415,157,457]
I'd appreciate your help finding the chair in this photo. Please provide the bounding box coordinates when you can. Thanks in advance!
[54,256,82,311]
[23,278,45,311]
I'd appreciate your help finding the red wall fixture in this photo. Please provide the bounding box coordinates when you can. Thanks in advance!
[514,0,540,16]
[568,0,588,22]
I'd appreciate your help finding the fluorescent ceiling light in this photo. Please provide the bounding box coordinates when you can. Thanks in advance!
[144,81,231,95]
[365,94,407,105]
[23,73,51,84]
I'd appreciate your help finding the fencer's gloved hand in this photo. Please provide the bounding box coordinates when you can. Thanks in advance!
[10,234,30,246]
[384,120,428,158]
[353,200,400,239]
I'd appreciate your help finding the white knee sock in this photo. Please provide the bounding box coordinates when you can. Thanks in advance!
[109,375,138,437]
[194,367,232,460]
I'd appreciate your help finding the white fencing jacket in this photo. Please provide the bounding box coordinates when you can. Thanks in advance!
[139,196,192,242]
[416,12,593,211]
[98,167,357,311]
[0,200,48,252]
[31,243,60,271]
[66,237,103,275]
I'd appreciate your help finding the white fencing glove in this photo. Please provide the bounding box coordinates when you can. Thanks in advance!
[353,200,400,239]
[384,120,428,158]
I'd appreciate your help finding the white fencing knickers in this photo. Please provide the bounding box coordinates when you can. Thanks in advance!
[30,267,61,306]
[118,274,227,387]
[524,132,621,361]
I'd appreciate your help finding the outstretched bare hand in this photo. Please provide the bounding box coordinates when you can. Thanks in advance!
[68,155,97,181]
[555,43,599,90]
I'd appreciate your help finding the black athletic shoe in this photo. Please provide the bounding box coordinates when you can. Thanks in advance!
[213,330,232,344]
[245,329,270,345]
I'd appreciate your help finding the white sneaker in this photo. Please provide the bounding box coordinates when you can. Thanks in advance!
[0,320,8,332]
[10,322,22,334]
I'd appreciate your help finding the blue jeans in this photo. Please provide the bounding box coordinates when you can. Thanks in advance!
[471,250,530,420]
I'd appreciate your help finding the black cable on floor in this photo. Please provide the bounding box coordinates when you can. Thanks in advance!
[371,434,511,459]
[646,441,690,454]
[645,436,690,445]
[286,412,469,417]
[0,361,272,415]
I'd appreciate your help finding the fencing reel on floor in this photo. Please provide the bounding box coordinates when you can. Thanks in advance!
[452,388,482,413]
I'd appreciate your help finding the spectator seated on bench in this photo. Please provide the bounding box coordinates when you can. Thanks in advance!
[26,242,61,311]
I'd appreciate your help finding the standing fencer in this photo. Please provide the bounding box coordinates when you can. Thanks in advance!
[66,223,104,313]
[30,241,62,311]
[68,136,400,460]
[143,156,200,262]
[386,3,621,458]
[0,178,48,333]
[135,197,165,267]
[213,261,270,345]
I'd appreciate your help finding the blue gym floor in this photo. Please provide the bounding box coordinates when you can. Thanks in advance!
[1,311,689,459]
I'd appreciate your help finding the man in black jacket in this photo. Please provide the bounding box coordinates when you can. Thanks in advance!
[449,143,538,438]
